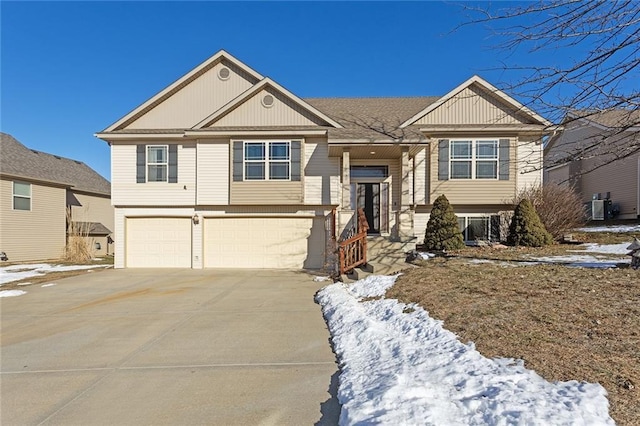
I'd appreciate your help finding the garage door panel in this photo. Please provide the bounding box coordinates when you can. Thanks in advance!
[204,217,324,269]
[126,218,191,268]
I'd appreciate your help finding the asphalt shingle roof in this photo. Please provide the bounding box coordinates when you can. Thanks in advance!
[305,97,439,140]
[0,133,111,196]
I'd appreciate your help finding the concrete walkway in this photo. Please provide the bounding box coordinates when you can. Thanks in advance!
[1,268,339,425]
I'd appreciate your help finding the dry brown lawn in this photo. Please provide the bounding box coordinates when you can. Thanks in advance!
[1,257,113,290]
[388,239,639,425]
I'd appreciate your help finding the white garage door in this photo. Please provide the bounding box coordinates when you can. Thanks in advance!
[126,218,191,268]
[203,217,324,269]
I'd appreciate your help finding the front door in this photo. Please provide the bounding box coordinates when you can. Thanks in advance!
[357,183,380,233]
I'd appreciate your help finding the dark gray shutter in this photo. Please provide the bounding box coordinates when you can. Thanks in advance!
[136,145,146,183]
[499,139,510,180]
[168,144,178,183]
[438,139,449,180]
[490,215,501,242]
[291,141,301,181]
[233,141,243,181]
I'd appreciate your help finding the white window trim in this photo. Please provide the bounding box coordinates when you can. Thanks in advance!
[450,139,499,180]
[13,181,31,211]
[243,141,291,181]
[457,215,492,243]
[146,145,169,183]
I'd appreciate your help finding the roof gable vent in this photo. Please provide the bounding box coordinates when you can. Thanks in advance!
[218,67,231,81]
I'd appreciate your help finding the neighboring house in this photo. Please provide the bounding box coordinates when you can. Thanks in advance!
[0,133,113,262]
[545,111,640,220]
[96,50,552,269]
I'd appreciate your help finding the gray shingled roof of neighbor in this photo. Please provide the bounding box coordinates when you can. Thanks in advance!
[0,133,111,196]
[575,109,640,129]
[70,222,112,235]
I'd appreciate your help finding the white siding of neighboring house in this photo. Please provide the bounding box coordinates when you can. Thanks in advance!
[196,140,229,205]
[210,88,326,127]
[304,137,339,205]
[126,61,257,129]
[111,143,197,206]
[0,178,66,262]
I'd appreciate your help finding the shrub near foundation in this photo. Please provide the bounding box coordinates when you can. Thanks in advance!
[424,195,465,251]
[507,199,554,247]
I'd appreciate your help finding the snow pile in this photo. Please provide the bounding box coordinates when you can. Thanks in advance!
[0,263,109,285]
[419,252,436,260]
[0,290,27,298]
[576,225,640,233]
[317,275,614,425]
[576,243,630,255]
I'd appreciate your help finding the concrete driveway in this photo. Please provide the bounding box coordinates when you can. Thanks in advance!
[1,268,340,425]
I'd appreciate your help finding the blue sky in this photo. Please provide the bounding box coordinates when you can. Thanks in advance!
[2,1,545,180]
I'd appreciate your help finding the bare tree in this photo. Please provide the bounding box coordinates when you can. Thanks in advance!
[460,0,640,170]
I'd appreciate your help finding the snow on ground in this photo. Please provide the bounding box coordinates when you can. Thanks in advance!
[0,289,27,298]
[0,263,110,285]
[575,243,630,255]
[576,224,640,233]
[317,275,614,425]
[529,242,630,268]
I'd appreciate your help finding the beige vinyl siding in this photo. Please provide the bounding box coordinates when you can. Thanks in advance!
[196,141,229,205]
[211,88,326,127]
[579,151,639,219]
[304,137,339,205]
[111,143,196,206]
[230,181,303,204]
[429,140,517,205]
[516,137,543,191]
[416,86,530,125]
[413,211,429,243]
[413,148,428,205]
[68,192,114,233]
[127,61,256,129]
[545,164,571,186]
[0,179,66,262]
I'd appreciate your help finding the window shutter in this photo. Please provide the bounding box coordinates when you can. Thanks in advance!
[168,144,178,183]
[291,141,301,181]
[490,215,501,242]
[499,139,510,180]
[233,141,243,182]
[136,145,146,183]
[438,139,449,180]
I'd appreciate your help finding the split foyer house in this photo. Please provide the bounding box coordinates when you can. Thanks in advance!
[0,133,113,262]
[96,50,552,269]
[545,111,640,220]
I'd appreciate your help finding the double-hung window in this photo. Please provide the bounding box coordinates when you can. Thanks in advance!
[244,142,290,180]
[147,145,168,182]
[13,181,31,211]
[450,140,498,179]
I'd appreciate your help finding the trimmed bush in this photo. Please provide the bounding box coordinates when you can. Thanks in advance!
[424,195,465,251]
[507,199,554,247]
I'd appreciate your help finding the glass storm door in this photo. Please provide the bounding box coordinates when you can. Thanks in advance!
[357,183,381,233]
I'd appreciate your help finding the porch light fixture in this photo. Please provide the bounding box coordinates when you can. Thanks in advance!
[370,151,376,155]
[192,214,200,225]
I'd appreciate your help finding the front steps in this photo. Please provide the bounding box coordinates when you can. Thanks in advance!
[341,236,417,281]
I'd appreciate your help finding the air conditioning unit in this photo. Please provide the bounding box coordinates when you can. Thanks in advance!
[592,200,605,220]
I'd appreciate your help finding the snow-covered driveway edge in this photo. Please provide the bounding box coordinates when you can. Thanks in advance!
[316,275,614,425]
